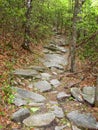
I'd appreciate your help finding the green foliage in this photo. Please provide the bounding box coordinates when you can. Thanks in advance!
[0,111,5,116]
[2,84,14,104]
[0,0,98,63]
[8,94,15,104]
[0,125,3,129]
[30,107,40,113]
[0,0,26,30]
[0,0,71,42]
[77,0,98,63]
[68,96,74,101]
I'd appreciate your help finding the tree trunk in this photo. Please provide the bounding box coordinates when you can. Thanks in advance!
[70,0,86,72]
[95,76,98,107]
[22,0,32,51]
[70,0,79,72]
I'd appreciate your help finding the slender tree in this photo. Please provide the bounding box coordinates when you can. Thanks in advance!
[22,0,32,51]
[70,0,85,72]
[70,0,79,72]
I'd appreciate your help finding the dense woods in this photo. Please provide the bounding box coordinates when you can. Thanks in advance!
[0,0,98,129]
[0,0,98,66]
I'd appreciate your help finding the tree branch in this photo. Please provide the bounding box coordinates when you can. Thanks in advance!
[76,30,98,48]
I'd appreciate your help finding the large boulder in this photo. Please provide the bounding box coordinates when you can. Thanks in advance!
[23,113,55,127]
[13,69,38,77]
[71,87,83,102]
[67,110,98,129]
[82,86,95,104]
[51,106,64,118]
[13,87,46,103]
[34,80,52,92]
[11,108,30,123]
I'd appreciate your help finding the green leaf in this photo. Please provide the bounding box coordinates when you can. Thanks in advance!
[0,125,3,129]
[30,107,39,113]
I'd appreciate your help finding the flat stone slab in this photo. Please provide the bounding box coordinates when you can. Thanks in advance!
[51,67,64,74]
[71,87,83,102]
[34,80,52,92]
[13,97,27,106]
[25,66,46,72]
[44,44,59,52]
[23,113,55,127]
[51,106,64,118]
[41,73,51,80]
[50,79,61,88]
[55,125,67,130]
[44,44,67,53]
[82,86,95,104]
[49,101,58,105]
[57,92,71,100]
[28,102,44,107]
[43,54,67,69]
[13,87,46,103]
[72,125,82,130]
[56,46,67,53]
[45,54,67,65]
[13,69,38,77]
[11,108,30,123]
[43,48,50,53]
[67,110,98,129]
[43,61,64,69]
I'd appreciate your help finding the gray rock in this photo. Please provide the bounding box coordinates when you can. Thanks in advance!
[11,108,30,123]
[41,73,51,80]
[49,101,58,105]
[34,80,52,92]
[34,75,41,79]
[44,45,58,52]
[13,69,38,77]
[23,113,55,127]
[44,44,67,53]
[67,110,98,129]
[51,67,64,74]
[72,125,82,130]
[71,87,83,102]
[51,106,64,118]
[57,92,71,100]
[28,102,44,107]
[13,97,27,106]
[43,54,67,69]
[45,54,67,65]
[82,86,95,104]
[55,125,67,130]
[55,46,67,53]
[24,66,45,72]
[50,79,61,88]
[43,48,50,53]
[13,87,46,103]
[44,61,64,70]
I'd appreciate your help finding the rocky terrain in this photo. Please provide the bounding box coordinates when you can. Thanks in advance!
[11,34,98,130]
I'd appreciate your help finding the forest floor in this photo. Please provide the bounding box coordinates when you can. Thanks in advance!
[0,33,98,130]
